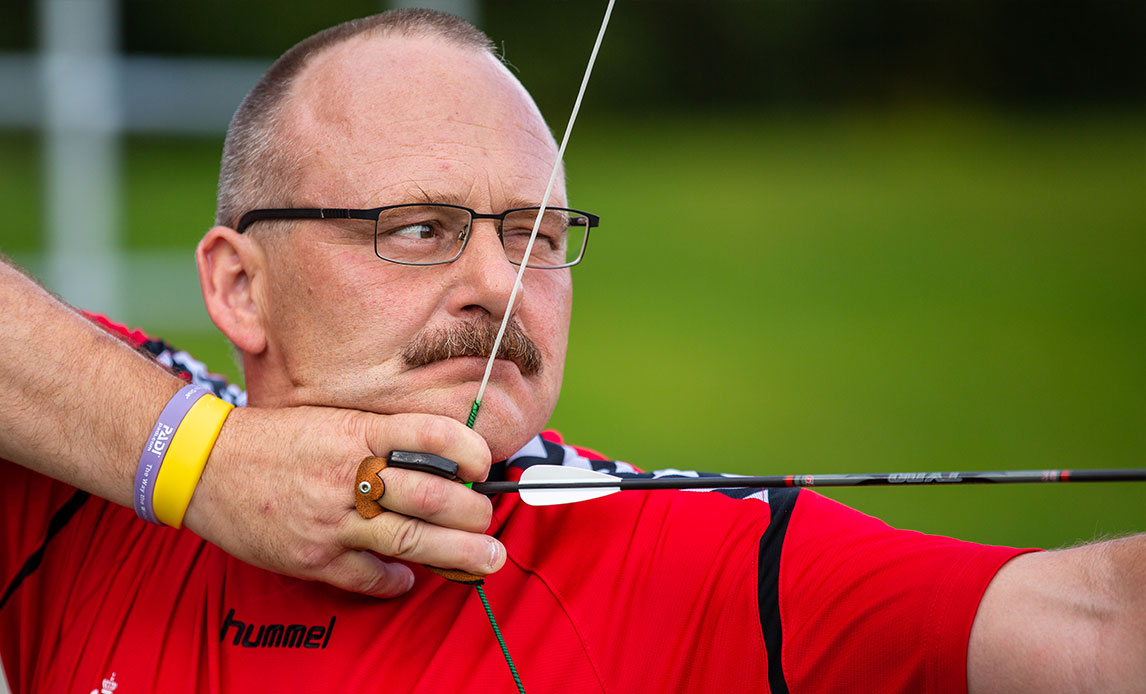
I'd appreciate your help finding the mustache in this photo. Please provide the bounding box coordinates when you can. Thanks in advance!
[402,320,543,376]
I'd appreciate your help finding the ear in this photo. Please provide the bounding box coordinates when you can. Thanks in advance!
[196,226,268,355]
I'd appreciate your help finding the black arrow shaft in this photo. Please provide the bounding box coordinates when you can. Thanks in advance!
[471,468,1146,494]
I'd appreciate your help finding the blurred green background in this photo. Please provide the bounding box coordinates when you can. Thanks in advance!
[1,0,1142,551]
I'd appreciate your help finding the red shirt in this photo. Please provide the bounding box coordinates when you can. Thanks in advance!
[0,320,1029,693]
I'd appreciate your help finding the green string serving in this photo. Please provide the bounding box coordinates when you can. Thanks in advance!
[476,583,526,693]
[466,399,526,693]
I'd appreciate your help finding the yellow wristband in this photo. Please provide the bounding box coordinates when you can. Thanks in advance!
[152,393,234,528]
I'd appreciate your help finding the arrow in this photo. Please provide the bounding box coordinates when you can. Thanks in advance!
[472,465,1146,507]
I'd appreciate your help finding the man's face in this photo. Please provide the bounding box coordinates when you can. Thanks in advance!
[247,35,571,461]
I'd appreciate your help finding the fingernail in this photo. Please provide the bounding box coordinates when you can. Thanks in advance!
[487,539,505,571]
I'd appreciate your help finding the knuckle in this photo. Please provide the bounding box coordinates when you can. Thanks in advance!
[410,475,451,518]
[323,450,356,490]
[351,565,389,596]
[385,515,424,558]
[471,495,493,530]
[293,541,335,575]
[415,415,457,453]
[335,407,367,442]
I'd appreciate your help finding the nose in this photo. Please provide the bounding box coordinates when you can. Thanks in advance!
[446,219,520,323]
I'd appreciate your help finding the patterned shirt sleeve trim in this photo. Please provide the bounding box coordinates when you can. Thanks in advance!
[508,434,767,503]
[156,348,247,407]
[82,311,248,407]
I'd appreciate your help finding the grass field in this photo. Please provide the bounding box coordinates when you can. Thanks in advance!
[2,106,1142,550]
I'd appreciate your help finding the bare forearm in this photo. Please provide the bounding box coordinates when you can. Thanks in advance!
[0,257,183,506]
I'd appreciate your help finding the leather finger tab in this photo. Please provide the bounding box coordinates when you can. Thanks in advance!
[355,454,484,585]
[354,456,388,519]
[428,566,485,585]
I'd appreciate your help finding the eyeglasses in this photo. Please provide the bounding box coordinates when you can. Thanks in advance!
[235,204,600,269]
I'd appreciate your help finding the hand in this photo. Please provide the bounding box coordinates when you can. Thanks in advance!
[182,405,505,598]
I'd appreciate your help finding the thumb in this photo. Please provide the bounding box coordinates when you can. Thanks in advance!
[320,551,416,598]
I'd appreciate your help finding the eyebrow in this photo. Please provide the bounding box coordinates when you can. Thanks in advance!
[392,186,562,211]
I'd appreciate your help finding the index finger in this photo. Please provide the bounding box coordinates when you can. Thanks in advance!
[369,412,492,483]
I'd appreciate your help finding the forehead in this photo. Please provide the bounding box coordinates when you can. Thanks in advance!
[281,33,563,209]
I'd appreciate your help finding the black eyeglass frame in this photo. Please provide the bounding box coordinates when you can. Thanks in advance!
[234,204,600,269]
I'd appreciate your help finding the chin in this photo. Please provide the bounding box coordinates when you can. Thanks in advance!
[466,393,551,462]
[482,430,537,463]
[329,362,558,460]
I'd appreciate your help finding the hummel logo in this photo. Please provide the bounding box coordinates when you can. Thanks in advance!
[219,608,336,649]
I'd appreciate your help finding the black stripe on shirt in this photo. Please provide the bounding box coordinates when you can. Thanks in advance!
[538,438,568,466]
[509,438,567,471]
[757,488,800,694]
[0,489,90,611]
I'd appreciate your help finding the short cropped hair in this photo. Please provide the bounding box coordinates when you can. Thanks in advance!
[215,9,496,229]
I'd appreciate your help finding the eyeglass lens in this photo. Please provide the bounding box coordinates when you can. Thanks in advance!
[373,205,588,267]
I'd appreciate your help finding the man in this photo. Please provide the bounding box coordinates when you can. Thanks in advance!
[1,10,1143,693]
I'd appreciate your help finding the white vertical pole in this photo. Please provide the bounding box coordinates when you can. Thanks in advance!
[39,0,122,316]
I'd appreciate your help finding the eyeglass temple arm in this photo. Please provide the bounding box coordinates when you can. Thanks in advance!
[234,208,378,233]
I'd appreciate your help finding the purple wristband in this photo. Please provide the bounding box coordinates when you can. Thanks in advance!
[134,384,209,524]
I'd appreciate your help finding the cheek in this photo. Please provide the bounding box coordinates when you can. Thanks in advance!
[528,273,573,357]
[265,248,419,349]
[352,264,445,333]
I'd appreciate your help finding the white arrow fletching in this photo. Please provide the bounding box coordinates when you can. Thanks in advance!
[517,465,622,507]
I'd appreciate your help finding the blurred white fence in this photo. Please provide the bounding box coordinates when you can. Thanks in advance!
[0,0,269,328]
[2,2,486,692]
[0,0,476,332]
